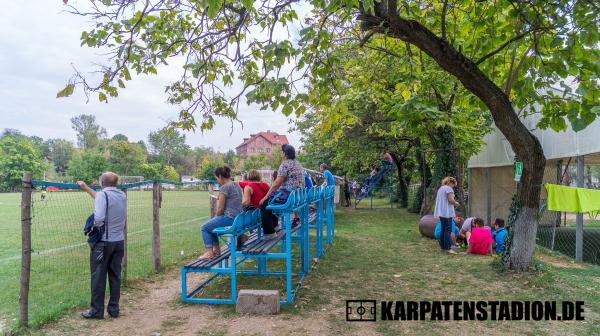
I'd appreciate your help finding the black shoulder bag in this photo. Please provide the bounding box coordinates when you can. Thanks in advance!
[83,192,109,245]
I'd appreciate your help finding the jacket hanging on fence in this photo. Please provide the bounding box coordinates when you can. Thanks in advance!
[545,184,600,218]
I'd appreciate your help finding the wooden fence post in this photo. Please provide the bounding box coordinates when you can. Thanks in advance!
[122,189,128,286]
[152,181,161,272]
[209,194,218,218]
[20,172,33,328]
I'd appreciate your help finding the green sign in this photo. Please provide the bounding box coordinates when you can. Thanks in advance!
[514,161,523,182]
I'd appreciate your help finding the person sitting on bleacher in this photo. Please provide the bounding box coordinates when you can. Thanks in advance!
[239,169,269,211]
[259,144,306,240]
[237,169,270,247]
[199,166,243,260]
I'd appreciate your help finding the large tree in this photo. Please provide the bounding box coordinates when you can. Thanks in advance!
[45,138,75,174]
[0,136,46,190]
[61,0,599,271]
[148,127,190,165]
[67,151,109,183]
[107,140,147,175]
[70,114,107,149]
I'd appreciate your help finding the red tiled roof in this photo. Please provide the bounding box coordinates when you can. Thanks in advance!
[236,131,289,149]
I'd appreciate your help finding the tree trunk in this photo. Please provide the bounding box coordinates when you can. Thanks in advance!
[390,152,409,208]
[410,139,431,213]
[359,10,547,270]
[422,125,457,215]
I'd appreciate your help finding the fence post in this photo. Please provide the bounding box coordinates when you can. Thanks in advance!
[20,172,33,328]
[575,155,584,262]
[122,189,128,286]
[152,181,161,272]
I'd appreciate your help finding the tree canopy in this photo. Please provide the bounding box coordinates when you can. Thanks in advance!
[71,114,107,149]
[61,0,599,271]
[0,135,47,190]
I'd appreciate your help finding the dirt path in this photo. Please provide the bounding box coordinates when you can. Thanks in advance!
[35,269,347,336]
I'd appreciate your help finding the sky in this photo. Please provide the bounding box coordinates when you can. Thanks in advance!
[0,1,303,152]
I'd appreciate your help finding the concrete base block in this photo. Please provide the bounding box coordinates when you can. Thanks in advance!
[236,289,280,315]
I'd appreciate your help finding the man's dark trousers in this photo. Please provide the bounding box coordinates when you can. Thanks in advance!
[89,241,124,317]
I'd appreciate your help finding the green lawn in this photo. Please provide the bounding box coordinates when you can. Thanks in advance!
[191,208,600,335]
[0,190,210,330]
[4,193,600,335]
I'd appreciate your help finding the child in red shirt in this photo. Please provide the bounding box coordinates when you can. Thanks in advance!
[467,218,493,256]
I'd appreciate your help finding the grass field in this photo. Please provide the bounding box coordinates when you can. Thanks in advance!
[28,206,600,336]
[3,192,600,334]
[198,208,600,335]
[0,189,211,331]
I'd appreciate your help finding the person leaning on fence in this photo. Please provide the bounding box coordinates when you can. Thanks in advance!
[77,172,127,319]
[434,176,460,255]
[259,144,306,240]
[199,166,243,260]
[320,163,335,186]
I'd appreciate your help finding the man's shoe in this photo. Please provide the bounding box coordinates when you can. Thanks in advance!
[81,310,103,319]
[107,311,119,318]
[261,233,278,241]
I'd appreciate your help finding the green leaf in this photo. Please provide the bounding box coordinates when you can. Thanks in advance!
[122,67,131,80]
[241,0,254,10]
[282,104,292,116]
[571,118,588,132]
[99,92,108,102]
[56,84,75,98]
[296,105,307,115]
[206,0,222,19]
[117,79,125,88]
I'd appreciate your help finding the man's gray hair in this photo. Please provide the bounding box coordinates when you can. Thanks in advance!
[320,163,327,170]
[101,172,119,187]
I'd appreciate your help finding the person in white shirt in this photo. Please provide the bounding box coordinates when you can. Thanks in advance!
[433,176,460,254]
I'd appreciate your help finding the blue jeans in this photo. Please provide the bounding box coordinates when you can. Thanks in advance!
[439,217,452,251]
[201,215,234,248]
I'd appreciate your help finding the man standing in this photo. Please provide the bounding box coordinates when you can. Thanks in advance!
[319,163,335,186]
[77,172,127,319]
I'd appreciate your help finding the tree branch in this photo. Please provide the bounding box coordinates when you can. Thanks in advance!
[441,0,448,41]
[475,26,553,65]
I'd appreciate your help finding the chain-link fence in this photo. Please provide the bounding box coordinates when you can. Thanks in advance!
[7,179,210,329]
[536,199,600,265]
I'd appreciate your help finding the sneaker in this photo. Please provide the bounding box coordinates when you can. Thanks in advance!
[444,249,457,255]
[261,233,278,241]
[451,243,460,249]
